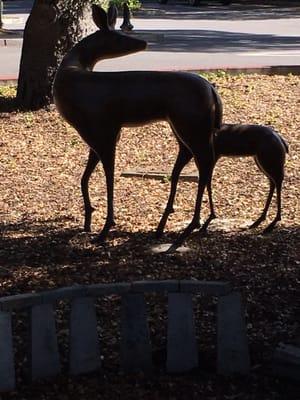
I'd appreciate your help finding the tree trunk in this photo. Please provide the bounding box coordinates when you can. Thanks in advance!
[16,0,93,110]
[0,1,3,30]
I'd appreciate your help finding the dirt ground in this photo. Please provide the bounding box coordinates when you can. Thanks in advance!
[0,73,299,399]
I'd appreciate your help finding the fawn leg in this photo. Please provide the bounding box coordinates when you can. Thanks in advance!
[81,149,100,232]
[156,143,193,238]
[249,180,275,230]
[263,180,282,234]
[167,144,214,253]
[200,174,217,233]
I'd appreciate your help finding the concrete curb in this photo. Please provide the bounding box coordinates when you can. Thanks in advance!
[0,76,18,85]
[1,65,299,86]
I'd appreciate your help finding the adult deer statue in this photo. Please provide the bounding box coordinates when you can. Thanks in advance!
[156,124,288,237]
[53,4,223,252]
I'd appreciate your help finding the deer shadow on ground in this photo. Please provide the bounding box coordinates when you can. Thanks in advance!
[1,217,299,275]
[1,217,299,352]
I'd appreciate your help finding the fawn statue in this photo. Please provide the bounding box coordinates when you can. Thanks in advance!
[156,124,288,236]
[53,5,223,251]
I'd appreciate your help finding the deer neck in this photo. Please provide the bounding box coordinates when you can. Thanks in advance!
[58,31,143,73]
[58,33,104,72]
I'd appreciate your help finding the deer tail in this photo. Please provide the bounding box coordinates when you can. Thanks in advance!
[210,83,223,131]
[280,135,289,154]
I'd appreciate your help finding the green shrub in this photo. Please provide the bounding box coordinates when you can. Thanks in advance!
[96,0,141,11]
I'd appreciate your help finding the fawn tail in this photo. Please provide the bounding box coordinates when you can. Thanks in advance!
[280,135,289,154]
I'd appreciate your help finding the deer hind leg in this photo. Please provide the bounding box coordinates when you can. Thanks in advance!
[257,152,284,234]
[249,179,275,229]
[249,157,275,229]
[263,178,282,234]
[199,173,217,233]
[167,138,215,253]
[156,143,193,238]
[249,155,283,232]
[81,149,100,232]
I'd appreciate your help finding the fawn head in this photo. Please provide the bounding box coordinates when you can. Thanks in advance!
[79,4,147,66]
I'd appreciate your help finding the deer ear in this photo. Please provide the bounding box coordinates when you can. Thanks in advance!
[92,4,109,30]
[107,4,118,30]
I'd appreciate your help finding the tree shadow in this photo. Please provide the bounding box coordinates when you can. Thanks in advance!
[140,29,300,53]
[1,218,298,398]
[1,217,299,353]
[0,217,82,270]
[2,0,34,16]
[136,1,300,21]
[0,94,18,112]
[1,217,299,274]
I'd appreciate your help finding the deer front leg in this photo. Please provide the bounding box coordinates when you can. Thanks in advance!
[156,143,193,238]
[81,149,100,232]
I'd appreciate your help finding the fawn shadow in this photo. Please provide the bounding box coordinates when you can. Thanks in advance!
[1,216,299,399]
[1,217,299,274]
[1,217,299,356]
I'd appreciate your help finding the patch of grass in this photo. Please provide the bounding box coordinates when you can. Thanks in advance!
[0,85,17,112]
[201,70,228,80]
[23,112,34,127]
[0,85,16,97]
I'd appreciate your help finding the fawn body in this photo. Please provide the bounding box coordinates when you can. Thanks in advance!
[157,124,288,236]
[53,5,222,250]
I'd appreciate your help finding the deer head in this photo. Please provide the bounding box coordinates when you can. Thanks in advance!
[74,5,146,69]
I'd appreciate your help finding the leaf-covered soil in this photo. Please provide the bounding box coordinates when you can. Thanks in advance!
[0,74,299,399]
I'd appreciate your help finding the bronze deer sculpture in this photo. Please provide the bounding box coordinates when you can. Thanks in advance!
[53,5,222,251]
[156,124,288,236]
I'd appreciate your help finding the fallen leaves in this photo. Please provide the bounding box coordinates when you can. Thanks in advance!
[0,74,299,399]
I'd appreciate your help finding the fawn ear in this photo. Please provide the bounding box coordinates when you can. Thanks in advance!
[107,4,118,30]
[92,4,109,30]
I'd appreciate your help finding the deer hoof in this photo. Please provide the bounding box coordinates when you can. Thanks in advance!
[199,227,208,235]
[248,220,263,230]
[155,227,164,239]
[165,244,177,254]
[83,219,92,232]
[262,224,277,235]
[91,234,107,245]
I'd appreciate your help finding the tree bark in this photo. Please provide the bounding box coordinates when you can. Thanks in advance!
[0,1,3,30]
[16,0,93,110]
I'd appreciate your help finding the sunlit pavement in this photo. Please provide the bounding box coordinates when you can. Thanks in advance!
[0,1,300,78]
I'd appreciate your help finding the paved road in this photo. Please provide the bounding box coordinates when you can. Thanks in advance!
[0,1,300,78]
